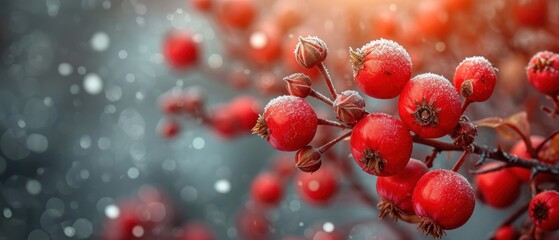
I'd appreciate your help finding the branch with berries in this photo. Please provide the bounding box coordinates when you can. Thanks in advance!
[251,35,559,239]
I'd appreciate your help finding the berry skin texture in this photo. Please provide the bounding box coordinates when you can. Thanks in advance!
[350,39,412,99]
[163,31,198,69]
[526,51,559,96]
[350,113,413,176]
[453,56,497,102]
[252,96,318,152]
[398,73,462,138]
[376,159,428,220]
[295,165,339,205]
[529,190,559,231]
[474,162,521,209]
[494,226,519,240]
[412,169,475,238]
[250,172,284,206]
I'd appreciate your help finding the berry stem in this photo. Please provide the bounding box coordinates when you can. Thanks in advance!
[317,118,350,129]
[309,89,334,106]
[316,131,352,153]
[451,149,471,172]
[412,135,559,175]
[460,99,471,115]
[316,62,338,99]
[535,129,559,154]
[424,149,439,168]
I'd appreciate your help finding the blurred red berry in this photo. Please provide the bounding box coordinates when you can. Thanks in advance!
[494,225,519,240]
[250,172,284,206]
[513,0,548,26]
[526,51,559,96]
[474,162,521,209]
[295,165,339,205]
[217,0,255,29]
[160,120,180,139]
[163,31,199,69]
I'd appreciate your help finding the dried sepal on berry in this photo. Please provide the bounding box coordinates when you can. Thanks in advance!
[333,90,366,124]
[284,73,312,98]
[295,146,322,173]
[294,36,328,68]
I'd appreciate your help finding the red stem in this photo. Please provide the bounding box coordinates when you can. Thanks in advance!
[451,150,471,172]
[309,89,334,106]
[317,131,352,153]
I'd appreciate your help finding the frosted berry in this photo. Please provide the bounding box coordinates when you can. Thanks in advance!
[529,190,559,231]
[295,36,328,68]
[474,162,521,209]
[453,56,497,102]
[250,172,284,206]
[252,96,318,151]
[350,39,412,99]
[398,73,462,138]
[412,169,475,238]
[333,90,366,124]
[526,51,559,96]
[163,31,199,69]
[350,113,412,176]
[376,159,428,220]
[284,73,312,98]
[295,165,338,205]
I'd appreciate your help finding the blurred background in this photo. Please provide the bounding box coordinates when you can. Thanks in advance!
[1,0,558,239]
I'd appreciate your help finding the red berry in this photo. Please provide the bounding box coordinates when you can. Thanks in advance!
[236,209,270,240]
[250,172,284,206]
[474,162,521,209]
[494,225,519,240]
[370,11,398,39]
[453,56,497,102]
[376,159,428,220]
[350,113,412,176]
[412,169,475,238]
[179,222,215,240]
[163,31,199,69]
[252,96,318,151]
[192,0,212,12]
[513,0,548,26]
[160,93,184,114]
[526,51,559,96]
[229,96,261,132]
[398,73,462,138]
[211,105,239,138]
[295,165,339,205]
[248,23,282,64]
[216,0,255,29]
[415,1,451,39]
[508,136,558,182]
[312,230,344,240]
[443,0,473,12]
[350,39,412,99]
[160,120,180,139]
[529,190,559,231]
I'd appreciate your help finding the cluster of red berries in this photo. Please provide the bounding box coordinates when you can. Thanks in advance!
[100,186,215,240]
[252,35,559,238]
[158,88,261,139]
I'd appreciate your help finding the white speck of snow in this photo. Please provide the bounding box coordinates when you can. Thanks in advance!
[90,32,110,51]
[192,137,205,149]
[105,204,120,219]
[83,73,103,95]
[323,222,335,233]
[214,179,231,194]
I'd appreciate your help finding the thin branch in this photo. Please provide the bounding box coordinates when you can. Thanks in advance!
[470,163,512,175]
[318,118,350,129]
[309,89,334,106]
[412,135,559,175]
[316,62,338,99]
[316,131,352,153]
[535,129,559,154]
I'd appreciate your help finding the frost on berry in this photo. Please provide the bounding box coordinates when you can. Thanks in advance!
[526,51,559,96]
[333,90,366,124]
[413,169,475,238]
[295,146,322,173]
[284,73,312,98]
[252,95,318,151]
[350,113,412,176]
[398,73,462,138]
[294,36,328,68]
[350,39,412,99]
[453,56,497,102]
